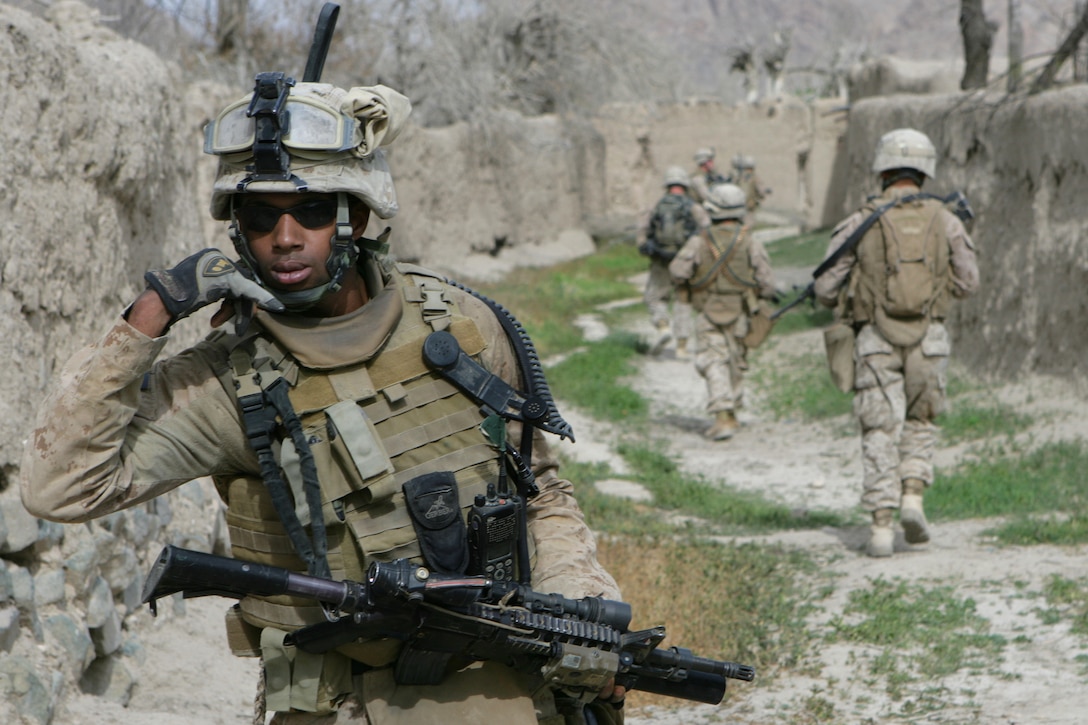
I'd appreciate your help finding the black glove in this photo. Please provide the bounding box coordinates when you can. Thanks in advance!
[144,248,284,326]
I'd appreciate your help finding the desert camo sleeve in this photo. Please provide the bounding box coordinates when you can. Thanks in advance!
[20,318,254,523]
[455,290,622,601]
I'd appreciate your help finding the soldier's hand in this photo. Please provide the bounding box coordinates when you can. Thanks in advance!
[144,248,284,328]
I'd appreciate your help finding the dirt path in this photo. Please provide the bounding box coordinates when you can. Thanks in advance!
[563,289,1088,724]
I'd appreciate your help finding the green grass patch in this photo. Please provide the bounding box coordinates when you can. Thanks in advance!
[467,242,646,357]
[752,352,853,421]
[766,228,832,268]
[616,443,849,532]
[989,515,1088,546]
[546,332,647,423]
[937,402,1033,445]
[1041,575,1088,636]
[768,304,835,335]
[929,441,1088,526]
[828,577,1006,701]
[560,458,682,537]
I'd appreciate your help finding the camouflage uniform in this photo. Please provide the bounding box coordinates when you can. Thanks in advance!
[636,195,709,347]
[669,212,775,419]
[21,76,621,723]
[21,260,620,723]
[733,169,766,212]
[687,168,730,205]
[814,184,979,513]
[688,148,729,205]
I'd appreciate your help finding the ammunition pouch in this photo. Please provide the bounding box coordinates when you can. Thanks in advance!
[743,308,775,349]
[823,322,856,393]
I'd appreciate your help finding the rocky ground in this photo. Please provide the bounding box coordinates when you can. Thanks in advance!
[54,271,1088,725]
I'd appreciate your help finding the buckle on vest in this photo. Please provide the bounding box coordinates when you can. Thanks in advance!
[239,384,282,451]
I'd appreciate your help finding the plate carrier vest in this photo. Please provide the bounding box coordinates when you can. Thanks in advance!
[211,264,567,694]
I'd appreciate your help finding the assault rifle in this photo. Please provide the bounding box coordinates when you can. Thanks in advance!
[770,190,974,320]
[142,546,755,705]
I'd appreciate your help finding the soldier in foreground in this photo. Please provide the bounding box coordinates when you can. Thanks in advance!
[20,74,626,724]
[636,166,710,358]
[814,128,979,557]
[669,184,776,441]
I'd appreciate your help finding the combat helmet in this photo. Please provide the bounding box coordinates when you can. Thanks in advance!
[693,147,716,166]
[204,75,411,310]
[732,153,755,170]
[663,165,690,188]
[704,183,747,221]
[872,128,937,179]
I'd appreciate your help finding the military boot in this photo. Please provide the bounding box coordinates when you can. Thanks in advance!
[900,478,930,544]
[704,411,739,441]
[648,322,672,356]
[675,337,690,360]
[866,508,894,557]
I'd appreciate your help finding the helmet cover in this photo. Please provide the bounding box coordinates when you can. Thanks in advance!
[208,82,412,220]
[871,128,937,179]
[704,183,747,221]
[663,165,690,188]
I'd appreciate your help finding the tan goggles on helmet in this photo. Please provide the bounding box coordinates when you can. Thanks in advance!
[204,95,356,155]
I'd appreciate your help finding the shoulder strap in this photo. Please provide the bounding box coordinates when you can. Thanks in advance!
[229,335,330,579]
[814,191,966,281]
[689,224,744,292]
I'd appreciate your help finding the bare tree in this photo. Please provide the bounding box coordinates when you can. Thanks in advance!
[762,30,792,100]
[1030,2,1088,93]
[216,0,248,57]
[730,44,759,104]
[1008,0,1023,91]
[960,0,997,90]
[1074,2,1088,81]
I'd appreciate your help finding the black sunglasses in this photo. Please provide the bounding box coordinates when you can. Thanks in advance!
[235,199,338,234]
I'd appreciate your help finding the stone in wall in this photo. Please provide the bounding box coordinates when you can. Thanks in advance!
[1,4,234,722]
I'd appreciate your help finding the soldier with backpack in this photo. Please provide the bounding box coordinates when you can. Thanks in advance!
[637,166,710,358]
[668,184,776,440]
[814,128,979,558]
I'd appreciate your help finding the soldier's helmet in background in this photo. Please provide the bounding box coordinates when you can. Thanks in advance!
[871,128,937,179]
[704,183,748,221]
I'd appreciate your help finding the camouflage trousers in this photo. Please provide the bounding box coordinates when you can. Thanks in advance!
[265,660,620,725]
[693,313,748,414]
[644,260,693,340]
[853,323,950,512]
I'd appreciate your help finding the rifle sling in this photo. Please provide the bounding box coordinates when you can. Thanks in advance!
[688,224,744,293]
[813,192,946,280]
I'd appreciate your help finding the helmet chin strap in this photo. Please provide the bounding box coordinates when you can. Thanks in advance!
[228,192,359,312]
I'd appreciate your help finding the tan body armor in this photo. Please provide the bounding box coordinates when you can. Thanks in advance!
[848,196,952,346]
[688,223,757,327]
[213,265,512,711]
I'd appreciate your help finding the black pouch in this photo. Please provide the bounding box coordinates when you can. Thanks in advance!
[403,472,469,574]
